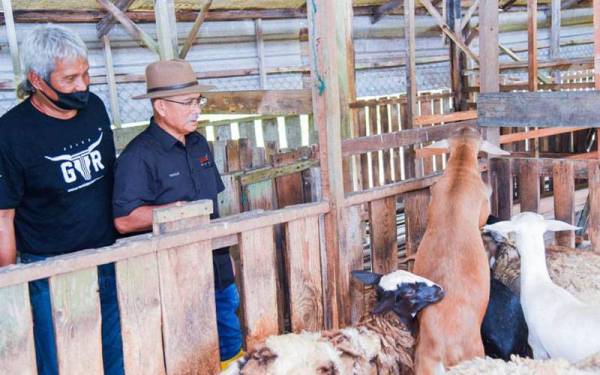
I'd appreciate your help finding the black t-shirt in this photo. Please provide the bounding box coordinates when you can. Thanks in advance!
[0,94,116,255]
[113,119,233,289]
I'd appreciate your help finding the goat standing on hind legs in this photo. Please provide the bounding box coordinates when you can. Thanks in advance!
[412,126,509,374]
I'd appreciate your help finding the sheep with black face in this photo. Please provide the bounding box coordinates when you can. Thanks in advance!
[222,270,445,375]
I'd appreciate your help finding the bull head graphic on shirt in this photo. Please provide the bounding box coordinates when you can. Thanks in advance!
[45,132,105,185]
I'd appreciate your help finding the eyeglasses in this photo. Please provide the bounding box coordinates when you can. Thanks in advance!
[162,96,207,108]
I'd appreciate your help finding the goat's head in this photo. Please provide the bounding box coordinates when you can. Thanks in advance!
[426,126,509,156]
[352,270,444,328]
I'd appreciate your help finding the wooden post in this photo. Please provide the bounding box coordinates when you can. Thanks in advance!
[404,0,418,179]
[528,0,538,92]
[102,36,122,128]
[447,0,467,111]
[595,0,600,153]
[2,0,21,97]
[178,0,211,59]
[549,0,561,84]
[588,161,600,253]
[154,0,178,60]
[479,0,500,145]
[97,0,136,37]
[255,18,267,89]
[307,0,354,329]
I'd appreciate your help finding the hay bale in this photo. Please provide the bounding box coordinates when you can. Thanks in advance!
[546,246,600,305]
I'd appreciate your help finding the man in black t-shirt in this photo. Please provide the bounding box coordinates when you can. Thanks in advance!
[112,59,243,368]
[0,25,123,375]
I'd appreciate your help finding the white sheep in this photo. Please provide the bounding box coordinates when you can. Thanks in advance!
[221,270,445,375]
[485,212,600,363]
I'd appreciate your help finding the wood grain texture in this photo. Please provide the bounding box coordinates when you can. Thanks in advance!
[517,158,541,213]
[528,0,538,91]
[369,196,398,274]
[0,283,37,375]
[49,268,103,375]
[588,161,600,253]
[404,188,431,269]
[115,254,166,375]
[219,174,242,216]
[489,158,513,220]
[339,205,366,325]
[285,216,324,332]
[552,161,575,247]
[204,90,313,115]
[239,226,279,348]
[369,105,381,186]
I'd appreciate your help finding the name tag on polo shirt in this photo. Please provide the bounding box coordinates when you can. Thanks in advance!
[169,172,181,178]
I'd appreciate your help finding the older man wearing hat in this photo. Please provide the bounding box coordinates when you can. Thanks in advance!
[112,59,243,368]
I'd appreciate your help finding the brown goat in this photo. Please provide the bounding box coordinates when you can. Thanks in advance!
[412,127,504,374]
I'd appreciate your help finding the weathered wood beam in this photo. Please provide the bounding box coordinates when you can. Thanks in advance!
[97,0,135,37]
[179,0,212,59]
[419,0,480,64]
[460,0,479,30]
[478,91,600,128]
[405,0,418,178]
[154,0,178,60]
[96,0,159,54]
[499,43,551,83]
[1,0,20,97]
[448,0,467,110]
[528,0,538,91]
[102,35,122,128]
[255,18,267,89]
[479,0,500,145]
[371,0,402,24]
[501,0,519,10]
[549,0,561,81]
[203,90,312,115]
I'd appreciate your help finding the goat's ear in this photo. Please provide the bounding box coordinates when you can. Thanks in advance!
[480,140,510,156]
[352,270,383,286]
[426,139,450,150]
[484,221,515,239]
[545,220,580,232]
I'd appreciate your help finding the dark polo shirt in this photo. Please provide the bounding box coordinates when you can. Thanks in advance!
[113,119,233,289]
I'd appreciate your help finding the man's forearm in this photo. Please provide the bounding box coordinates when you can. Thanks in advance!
[0,209,17,266]
[114,203,178,234]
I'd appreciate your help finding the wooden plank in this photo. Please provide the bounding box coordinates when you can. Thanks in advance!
[380,104,393,184]
[255,18,267,89]
[339,205,366,325]
[226,140,241,172]
[356,107,370,189]
[239,227,279,348]
[404,188,431,270]
[204,90,313,115]
[478,92,600,128]
[212,140,227,174]
[178,0,211,59]
[343,120,474,157]
[490,158,513,220]
[154,0,178,60]
[285,216,324,332]
[49,268,103,375]
[368,196,398,274]
[460,0,480,30]
[273,151,305,208]
[239,138,253,170]
[2,0,21,96]
[102,35,121,127]
[596,0,600,88]
[553,161,575,247]
[391,103,403,181]
[589,161,600,253]
[115,254,165,375]
[479,0,500,145]
[371,0,401,24]
[517,158,541,213]
[404,0,418,179]
[0,284,37,375]
[0,202,330,290]
[528,0,538,92]
[418,99,434,175]
[219,174,242,216]
[369,105,381,186]
[153,206,220,374]
[550,0,561,83]
[500,127,584,144]
[96,0,159,54]
[414,110,477,125]
[244,180,276,211]
[97,0,136,37]
[239,159,318,186]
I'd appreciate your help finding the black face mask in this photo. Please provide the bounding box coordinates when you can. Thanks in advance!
[40,79,90,110]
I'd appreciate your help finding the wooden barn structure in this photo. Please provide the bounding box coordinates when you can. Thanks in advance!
[0,0,598,373]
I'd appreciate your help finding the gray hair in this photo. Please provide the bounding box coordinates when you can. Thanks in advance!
[17,24,88,99]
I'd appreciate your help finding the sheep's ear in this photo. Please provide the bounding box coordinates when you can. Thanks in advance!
[484,221,515,239]
[426,139,450,151]
[352,270,383,286]
[480,140,510,156]
[545,220,580,232]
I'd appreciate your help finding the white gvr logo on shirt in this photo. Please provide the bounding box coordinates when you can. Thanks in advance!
[44,132,105,192]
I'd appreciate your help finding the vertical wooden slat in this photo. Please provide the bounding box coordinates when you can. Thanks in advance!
[528,0,538,92]
[219,175,242,216]
[588,161,600,253]
[549,0,561,84]
[102,35,121,128]
[404,189,431,271]
[273,151,305,208]
[380,104,393,184]
[154,0,178,60]
[404,0,418,179]
[369,196,398,274]
[239,226,279,348]
[390,103,402,181]
[244,180,276,211]
[239,138,253,170]
[116,253,165,375]
[49,268,103,375]
[479,0,500,145]
[0,283,37,375]
[518,158,541,213]
[369,105,381,186]
[154,203,220,374]
[226,139,241,172]
[358,107,370,189]
[285,216,324,332]
[595,0,600,87]
[490,158,513,220]
[212,140,228,174]
[553,161,575,247]
[340,205,366,325]
[419,99,435,175]
[255,18,267,89]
